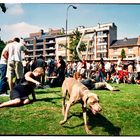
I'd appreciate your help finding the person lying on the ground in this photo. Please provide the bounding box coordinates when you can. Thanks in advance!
[73,72,119,91]
[0,67,44,108]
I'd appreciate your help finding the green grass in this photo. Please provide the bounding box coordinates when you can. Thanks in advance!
[0,84,140,136]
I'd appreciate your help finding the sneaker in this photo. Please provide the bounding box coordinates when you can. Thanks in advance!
[0,93,9,96]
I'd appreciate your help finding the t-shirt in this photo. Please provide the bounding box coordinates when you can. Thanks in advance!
[0,47,8,64]
[13,42,27,62]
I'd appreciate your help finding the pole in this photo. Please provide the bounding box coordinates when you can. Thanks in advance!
[65,5,77,63]
[65,9,68,62]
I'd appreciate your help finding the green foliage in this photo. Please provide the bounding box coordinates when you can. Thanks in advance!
[0,3,7,13]
[0,84,140,135]
[69,28,86,61]
[121,49,126,59]
[0,40,6,56]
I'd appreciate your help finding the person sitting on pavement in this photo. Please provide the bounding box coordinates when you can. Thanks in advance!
[73,72,119,91]
[0,67,44,108]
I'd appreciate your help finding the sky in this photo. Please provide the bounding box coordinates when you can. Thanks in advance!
[1,2,140,41]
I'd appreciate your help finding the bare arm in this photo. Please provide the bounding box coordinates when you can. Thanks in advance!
[24,71,41,85]
[31,89,36,101]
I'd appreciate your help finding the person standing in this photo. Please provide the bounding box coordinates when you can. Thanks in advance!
[35,55,46,85]
[47,56,55,77]
[97,58,105,82]
[0,40,13,95]
[4,37,28,92]
[57,56,66,86]
[105,60,111,82]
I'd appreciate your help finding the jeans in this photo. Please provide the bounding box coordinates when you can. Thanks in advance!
[0,64,8,93]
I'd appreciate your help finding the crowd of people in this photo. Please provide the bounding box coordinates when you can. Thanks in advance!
[0,37,140,108]
[0,37,67,101]
[65,57,140,85]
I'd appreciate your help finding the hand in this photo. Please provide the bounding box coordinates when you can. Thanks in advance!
[35,81,41,86]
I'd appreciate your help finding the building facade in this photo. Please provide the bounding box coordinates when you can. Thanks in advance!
[24,22,140,61]
[109,36,140,60]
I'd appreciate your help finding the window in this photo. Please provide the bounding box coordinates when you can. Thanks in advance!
[97,45,107,51]
[113,56,117,59]
[128,47,133,53]
[97,53,107,58]
[114,48,117,53]
[98,38,105,43]
[58,44,65,50]
[128,55,133,58]
[27,40,33,44]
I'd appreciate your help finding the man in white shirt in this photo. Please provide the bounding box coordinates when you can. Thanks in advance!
[4,37,28,91]
[105,61,111,81]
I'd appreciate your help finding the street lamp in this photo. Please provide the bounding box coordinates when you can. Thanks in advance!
[65,5,77,62]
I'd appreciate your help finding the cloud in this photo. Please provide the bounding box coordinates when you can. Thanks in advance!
[1,22,47,41]
[7,4,24,15]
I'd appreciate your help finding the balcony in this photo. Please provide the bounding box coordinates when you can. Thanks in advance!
[45,47,56,51]
[36,42,43,45]
[26,43,33,46]
[97,42,107,46]
[44,53,56,56]
[28,49,34,52]
[97,34,107,38]
[96,49,107,53]
[35,49,43,51]
[45,42,55,45]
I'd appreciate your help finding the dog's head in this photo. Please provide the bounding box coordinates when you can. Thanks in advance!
[84,92,102,115]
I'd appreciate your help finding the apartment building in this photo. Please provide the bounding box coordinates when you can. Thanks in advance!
[24,22,118,61]
[75,22,117,60]
[24,22,140,62]
[24,29,62,60]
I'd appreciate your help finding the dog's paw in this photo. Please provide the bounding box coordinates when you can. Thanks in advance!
[86,130,93,135]
[59,120,65,125]
[85,126,93,135]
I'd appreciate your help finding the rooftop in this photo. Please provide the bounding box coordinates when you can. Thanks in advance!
[110,37,138,47]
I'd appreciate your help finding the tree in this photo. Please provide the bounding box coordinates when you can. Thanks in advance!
[121,49,126,60]
[69,28,86,61]
[0,3,7,13]
[0,40,6,56]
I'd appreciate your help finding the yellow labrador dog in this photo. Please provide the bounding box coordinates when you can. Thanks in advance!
[59,78,102,134]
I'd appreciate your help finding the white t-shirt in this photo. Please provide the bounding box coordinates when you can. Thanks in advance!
[105,62,111,71]
[0,46,9,64]
[13,42,27,62]
[86,62,91,70]
[3,42,15,62]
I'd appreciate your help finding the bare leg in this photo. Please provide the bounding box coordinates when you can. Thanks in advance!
[104,82,114,90]
[8,78,14,92]
[105,82,119,91]
[0,98,21,108]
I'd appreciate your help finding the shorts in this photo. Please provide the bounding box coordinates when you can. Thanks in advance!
[6,61,24,80]
[10,89,28,100]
